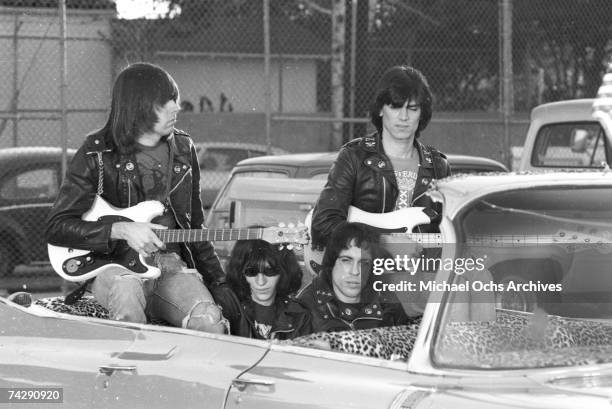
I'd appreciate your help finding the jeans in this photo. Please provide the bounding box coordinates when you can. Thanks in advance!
[91,267,226,333]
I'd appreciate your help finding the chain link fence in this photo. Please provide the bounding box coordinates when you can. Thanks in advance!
[0,0,610,293]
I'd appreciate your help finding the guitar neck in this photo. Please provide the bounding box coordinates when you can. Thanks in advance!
[154,228,263,243]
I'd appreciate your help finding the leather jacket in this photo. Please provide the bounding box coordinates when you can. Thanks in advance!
[211,283,312,340]
[311,132,451,249]
[45,129,224,285]
[295,273,409,333]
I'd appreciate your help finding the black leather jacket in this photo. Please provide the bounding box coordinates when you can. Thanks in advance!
[45,129,224,285]
[295,274,409,333]
[211,283,312,340]
[311,132,451,249]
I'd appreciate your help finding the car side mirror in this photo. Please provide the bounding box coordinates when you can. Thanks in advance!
[571,129,589,153]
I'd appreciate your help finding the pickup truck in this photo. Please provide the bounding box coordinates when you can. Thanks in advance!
[514,98,611,171]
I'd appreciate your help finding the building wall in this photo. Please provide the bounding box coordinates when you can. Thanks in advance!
[0,7,113,148]
[156,56,318,114]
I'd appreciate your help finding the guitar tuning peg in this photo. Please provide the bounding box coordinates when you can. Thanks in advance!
[286,244,294,250]
[288,222,295,229]
[278,222,287,228]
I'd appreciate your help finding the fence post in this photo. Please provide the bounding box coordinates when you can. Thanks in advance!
[263,0,272,155]
[59,0,68,180]
[348,0,358,141]
[501,0,513,168]
[331,0,346,150]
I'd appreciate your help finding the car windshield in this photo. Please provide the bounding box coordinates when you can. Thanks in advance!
[433,185,612,369]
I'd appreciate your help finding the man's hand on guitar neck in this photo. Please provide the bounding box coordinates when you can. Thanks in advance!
[111,222,167,256]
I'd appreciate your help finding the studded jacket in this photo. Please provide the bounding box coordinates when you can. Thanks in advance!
[295,274,409,333]
[45,129,224,285]
[311,132,451,249]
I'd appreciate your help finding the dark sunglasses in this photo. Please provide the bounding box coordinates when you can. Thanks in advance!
[244,266,280,278]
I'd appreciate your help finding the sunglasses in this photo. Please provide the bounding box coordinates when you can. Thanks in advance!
[244,266,280,278]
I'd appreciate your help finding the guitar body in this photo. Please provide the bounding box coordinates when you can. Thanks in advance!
[48,196,308,282]
[48,196,167,282]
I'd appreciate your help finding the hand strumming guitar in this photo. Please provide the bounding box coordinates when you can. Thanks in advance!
[111,221,167,257]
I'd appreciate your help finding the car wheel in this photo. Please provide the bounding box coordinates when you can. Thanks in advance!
[0,243,16,278]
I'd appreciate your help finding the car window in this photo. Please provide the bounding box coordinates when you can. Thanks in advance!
[435,185,612,369]
[532,122,606,168]
[0,167,59,201]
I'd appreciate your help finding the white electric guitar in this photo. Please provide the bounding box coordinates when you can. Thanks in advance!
[304,206,611,272]
[48,196,308,282]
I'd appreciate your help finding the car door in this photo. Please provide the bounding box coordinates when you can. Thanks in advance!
[224,345,417,409]
[0,301,134,407]
[0,300,270,409]
[91,329,270,409]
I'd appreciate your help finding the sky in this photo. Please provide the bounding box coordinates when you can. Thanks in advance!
[115,0,171,19]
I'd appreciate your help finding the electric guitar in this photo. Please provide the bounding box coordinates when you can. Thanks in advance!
[304,206,611,273]
[48,196,308,282]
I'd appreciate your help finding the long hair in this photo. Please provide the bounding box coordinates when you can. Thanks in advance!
[226,239,302,302]
[320,222,383,301]
[370,65,433,139]
[92,62,179,154]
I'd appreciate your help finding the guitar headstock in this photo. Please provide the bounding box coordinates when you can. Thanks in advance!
[261,223,309,249]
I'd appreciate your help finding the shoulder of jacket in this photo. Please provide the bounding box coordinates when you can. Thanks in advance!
[83,133,113,154]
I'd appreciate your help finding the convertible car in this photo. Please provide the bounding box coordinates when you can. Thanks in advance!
[2,171,612,408]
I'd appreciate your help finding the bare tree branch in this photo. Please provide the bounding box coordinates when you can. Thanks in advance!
[386,0,441,27]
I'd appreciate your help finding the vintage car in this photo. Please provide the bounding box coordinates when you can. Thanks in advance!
[0,147,75,291]
[2,170,612,408]
[195,141,289,208]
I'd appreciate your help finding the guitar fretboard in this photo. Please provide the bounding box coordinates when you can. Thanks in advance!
[154,228,263,243]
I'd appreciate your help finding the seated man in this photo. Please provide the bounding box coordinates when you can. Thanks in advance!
[297,222,411,333]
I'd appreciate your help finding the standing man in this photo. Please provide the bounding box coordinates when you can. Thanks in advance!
[46,63,226,333]
[311,65,451,250]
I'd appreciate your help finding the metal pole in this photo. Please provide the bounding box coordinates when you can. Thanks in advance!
[348,0,357,139]
[501,0,513,169]
[59,0,68,180]
[12,15,20,146]
[263,0,272,155]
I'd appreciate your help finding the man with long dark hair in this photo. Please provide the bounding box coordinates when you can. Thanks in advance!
[311,65,451,249]
[46,63,225,332]
[297,223,409,333]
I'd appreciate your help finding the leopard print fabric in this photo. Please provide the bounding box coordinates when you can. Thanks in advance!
[437,310,612,368]
[288,318,422,361]
[35,296,110,319]
[34,296,169,325]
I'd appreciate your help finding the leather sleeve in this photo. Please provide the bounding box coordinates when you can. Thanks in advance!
[187,142,225,285]
[45,145,115,253]
[310,147,356,249]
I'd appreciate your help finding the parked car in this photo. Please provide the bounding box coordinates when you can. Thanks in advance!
[514,99,611,171]
[206,151,509,248]
[4,170,612,408]
[0,147,74,290]
[195,142,289,208]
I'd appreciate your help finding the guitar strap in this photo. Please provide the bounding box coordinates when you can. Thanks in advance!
[64,151,105,305]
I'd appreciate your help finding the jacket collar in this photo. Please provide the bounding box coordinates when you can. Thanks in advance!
[360,132,434,172]
[311,275,384,322]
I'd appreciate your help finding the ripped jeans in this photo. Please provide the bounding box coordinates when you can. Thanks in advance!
[91,267,227,334]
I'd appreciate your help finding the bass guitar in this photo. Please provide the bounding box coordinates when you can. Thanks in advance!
[48,196,307,282]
